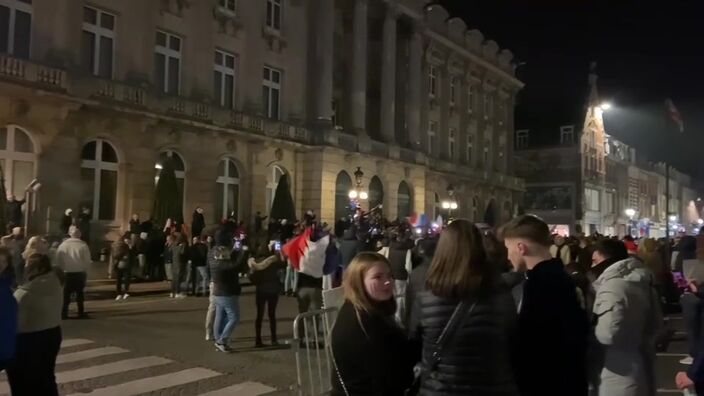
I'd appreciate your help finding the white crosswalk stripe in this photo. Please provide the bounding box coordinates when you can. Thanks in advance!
[66,368,221,396]
[56,346,129,364]
[0,338,277,396]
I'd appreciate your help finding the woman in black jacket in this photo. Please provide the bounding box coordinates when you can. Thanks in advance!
[330,252,416,396]
[248,243,285,347]
[408,219,519,396]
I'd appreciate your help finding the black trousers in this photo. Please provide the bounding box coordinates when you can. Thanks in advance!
[63,272,87,317]
[116,265,131,294]
[255,291,279,343]
[7,326,62,396]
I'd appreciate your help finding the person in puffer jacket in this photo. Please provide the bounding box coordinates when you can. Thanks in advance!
[592,257,661,396]
[248,244,285,347]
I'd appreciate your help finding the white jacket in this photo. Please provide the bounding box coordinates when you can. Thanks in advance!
[56,238,92,273]
[15,271,63,333]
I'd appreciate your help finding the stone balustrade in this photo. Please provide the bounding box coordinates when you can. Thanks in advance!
[0,54,66,90]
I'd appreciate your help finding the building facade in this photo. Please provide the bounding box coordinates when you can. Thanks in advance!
[515,70,700,237]
[0,0,523,243]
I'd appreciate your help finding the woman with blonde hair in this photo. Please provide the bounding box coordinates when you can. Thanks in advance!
[330,252,416,396]
[408,219,519,395]
[22,236,48,261]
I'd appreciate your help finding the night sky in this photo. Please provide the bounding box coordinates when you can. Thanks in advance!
[438,1,704,182]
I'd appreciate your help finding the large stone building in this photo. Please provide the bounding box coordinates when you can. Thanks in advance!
[0,0,523,243]
[515,68,700,237]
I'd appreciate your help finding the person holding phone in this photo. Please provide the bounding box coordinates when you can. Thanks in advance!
[248,243,285,347]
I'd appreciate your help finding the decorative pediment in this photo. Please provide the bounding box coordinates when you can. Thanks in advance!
[213,6,243,37]
[425,43,445,66]
[447,17,466,42]
[424,4,449,32]
[160,0,190,16]
[465,29,484,52]
[447,53,464,75]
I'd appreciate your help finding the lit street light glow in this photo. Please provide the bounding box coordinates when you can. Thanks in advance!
[600,102,612,111]
[624,208,636,218]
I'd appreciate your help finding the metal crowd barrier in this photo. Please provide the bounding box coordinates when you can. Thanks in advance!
[292,307,339,396]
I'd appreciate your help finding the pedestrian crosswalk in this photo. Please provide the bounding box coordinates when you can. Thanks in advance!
[0,338,277,396]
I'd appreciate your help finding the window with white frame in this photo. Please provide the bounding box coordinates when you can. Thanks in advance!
[80,139,119,221]
[466,133,474,164]
[262,66,281,119]
[467,85,474,113]
[218,0,235,12]
[484,93,493,117]
[448,128,456,159]
[0,0,32,59]
[215,158,240,222]
[154,30,181,95]
[449,76,457,106]
[214,50,236,108]
[585,188,600,211]
[265,0,281,31]
[428,121,437,156]
[154,150,186,204]
[516,129,529,149]
[266,165,286,212]
[0,125,36,198]
[428,65,438,98]
[82,6,115,79]
[560,125,574,145]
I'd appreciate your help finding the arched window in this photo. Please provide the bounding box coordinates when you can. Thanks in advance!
[0,125,36,197]
[215,158,240,222]
[266,165,286,213]
[472,196,479,222]
[155,150,186,202]
[397,181,413,220]
[368,176,384,210]
[81,139,118,220]
[334,171,352,222]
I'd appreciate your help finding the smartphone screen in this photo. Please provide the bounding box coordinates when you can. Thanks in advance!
[274,241,282,251]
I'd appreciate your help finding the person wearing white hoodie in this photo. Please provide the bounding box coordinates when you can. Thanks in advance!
[56,226,92,319]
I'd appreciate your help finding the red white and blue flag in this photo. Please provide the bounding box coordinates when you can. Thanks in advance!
[665,98,684,133]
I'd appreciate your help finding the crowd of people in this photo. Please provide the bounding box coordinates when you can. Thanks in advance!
[3,195,704,395]
[327,215,704,396]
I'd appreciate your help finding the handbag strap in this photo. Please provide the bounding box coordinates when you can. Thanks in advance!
[428,299,478,371]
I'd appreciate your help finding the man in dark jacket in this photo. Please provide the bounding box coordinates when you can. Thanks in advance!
[192,207,206,239]
[189,236,209,296]
[5,194,24,228]
[338,228,362,270]
[502,215,589,396]
[206,233,241,353]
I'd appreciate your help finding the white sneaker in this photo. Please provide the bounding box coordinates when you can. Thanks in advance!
[122,294,129,300]
[115,295,122,301]
[680,356,694,365]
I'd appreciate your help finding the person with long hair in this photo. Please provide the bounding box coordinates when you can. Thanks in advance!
[408,219,519,395]
[22,236,48,262]
[0,247,16,373]
[330,252,416,396]
[248,242,285,347]
[6,254,63,395]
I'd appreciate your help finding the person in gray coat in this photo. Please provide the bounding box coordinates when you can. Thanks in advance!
[592,257,662,396]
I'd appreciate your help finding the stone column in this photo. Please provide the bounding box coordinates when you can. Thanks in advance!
[379,5,397,143]
[407,25,423,148]
[312,0,334,126]
[350,0,368,134]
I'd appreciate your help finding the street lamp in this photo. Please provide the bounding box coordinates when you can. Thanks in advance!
[599,102,612,111]
[669,215,677,222]
[348,167,368,216]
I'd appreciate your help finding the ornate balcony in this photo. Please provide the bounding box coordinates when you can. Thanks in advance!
[0,54,66,90]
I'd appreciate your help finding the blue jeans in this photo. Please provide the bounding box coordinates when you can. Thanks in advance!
[214,295,240,345]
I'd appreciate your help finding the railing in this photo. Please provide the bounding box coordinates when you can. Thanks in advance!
[399,148,416,163]
[0,54,66,89]
[370,140,388,157]
[91,79,146,106]
[337,133,358,151]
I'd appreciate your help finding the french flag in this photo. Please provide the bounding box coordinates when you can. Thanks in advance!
[282,227,331,278]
